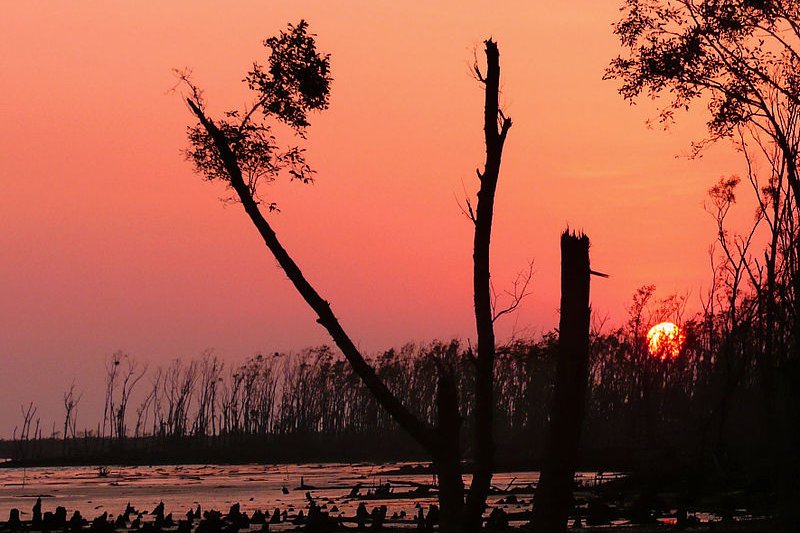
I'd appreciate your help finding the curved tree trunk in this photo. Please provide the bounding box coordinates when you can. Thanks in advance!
[187,99,441,456]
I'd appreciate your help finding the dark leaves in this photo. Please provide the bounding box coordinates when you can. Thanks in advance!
[245,20,332,131]
[184,20,332,209]
[605,0,799,147]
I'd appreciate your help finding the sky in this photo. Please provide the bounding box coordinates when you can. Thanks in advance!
[0,2,754,436]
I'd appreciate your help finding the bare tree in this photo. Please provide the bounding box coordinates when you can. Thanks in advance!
[15,402,38,462]
[164,359,197,438]
[193,352,224,437]
[147,367,165,437]
[62,383,82,455]
[102,354,119,440]
[134,378,157,439]
[103,352,147,443]
[116,357,147,443]
[704,176,761,458]
[463,38,513,530]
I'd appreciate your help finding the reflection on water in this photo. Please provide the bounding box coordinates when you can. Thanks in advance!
[0,463,617,528]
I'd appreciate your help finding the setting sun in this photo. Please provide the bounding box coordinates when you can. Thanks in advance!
[646,322,685,360]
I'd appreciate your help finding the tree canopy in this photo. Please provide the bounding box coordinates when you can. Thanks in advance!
[184,20,331,209]
[606,1,799,157]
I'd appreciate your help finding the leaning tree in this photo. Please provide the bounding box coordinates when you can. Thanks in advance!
[180,21,514,532]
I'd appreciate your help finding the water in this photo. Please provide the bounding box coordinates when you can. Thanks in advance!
[0,463,617,528]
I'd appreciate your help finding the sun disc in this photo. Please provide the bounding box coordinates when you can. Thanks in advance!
[646,322,684,360]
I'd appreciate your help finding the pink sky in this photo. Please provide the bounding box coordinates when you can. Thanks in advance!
[0,2,752,435]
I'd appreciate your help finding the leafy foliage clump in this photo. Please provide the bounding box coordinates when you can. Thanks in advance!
[605,0,800,146]
[184,20,331,208]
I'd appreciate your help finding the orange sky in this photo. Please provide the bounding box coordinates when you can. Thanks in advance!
[0,2,753,433]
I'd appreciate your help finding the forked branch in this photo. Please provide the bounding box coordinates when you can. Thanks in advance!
[492,260,535,323]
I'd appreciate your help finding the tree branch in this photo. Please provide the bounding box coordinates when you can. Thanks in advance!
[186,98,441,455]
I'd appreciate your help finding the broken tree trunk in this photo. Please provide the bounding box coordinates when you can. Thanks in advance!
[434,363,465,531]
[532,230,592,533]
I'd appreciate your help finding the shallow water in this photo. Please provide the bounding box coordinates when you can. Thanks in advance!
[0,463,614,528]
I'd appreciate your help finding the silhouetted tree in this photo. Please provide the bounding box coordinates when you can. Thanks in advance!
[103,352,146,443]
[606,3,800,528]
[62,383,82,455]
[180,22,513,532]
[532,231,593,533]
[702,176,761,459]
[14,402,38,462]
[461,38,514,532]
[193,352,223,437]
[163,359,197,438]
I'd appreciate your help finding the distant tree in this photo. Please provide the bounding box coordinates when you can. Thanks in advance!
[702,175,762,458]
[192,352,224,437]
[163,359,197,438]
[62,383,82,455]
[133,376,156,439]
[11,402,40,462]
[102,352,146,443]
[180,21,513,532]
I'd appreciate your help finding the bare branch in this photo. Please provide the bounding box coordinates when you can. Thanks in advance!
[492,260,535,323]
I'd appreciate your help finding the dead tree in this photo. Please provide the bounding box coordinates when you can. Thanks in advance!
[15,402,38,462]
[164,359,197,438]
[193,353,223,437]
[134,380,157,439]
[103,352,146,443]
[532,231,594,533]
[146,368,165,437]
[181,23,512,532]
[102,355,119,440]
[115,358,147,443]
[62,383,82,456]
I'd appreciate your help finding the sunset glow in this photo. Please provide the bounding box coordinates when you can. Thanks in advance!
[646,322,685,360]
[0,2,745,433]
[0,3,792,526]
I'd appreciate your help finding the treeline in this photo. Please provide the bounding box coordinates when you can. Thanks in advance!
[5,342,546,465]
[4,288,776,469]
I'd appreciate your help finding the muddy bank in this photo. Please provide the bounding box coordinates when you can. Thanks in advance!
[0,463,774,532]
